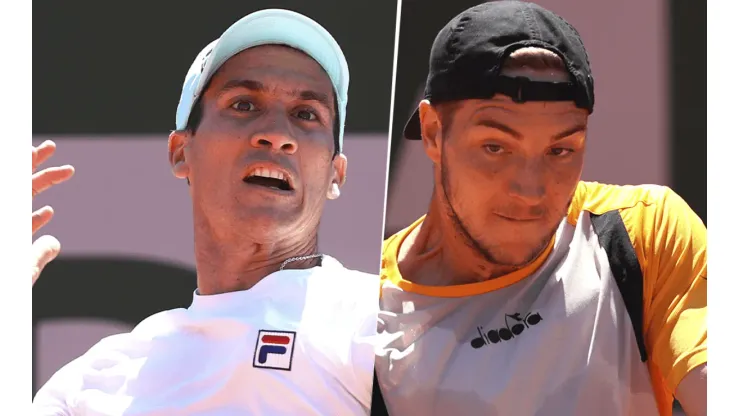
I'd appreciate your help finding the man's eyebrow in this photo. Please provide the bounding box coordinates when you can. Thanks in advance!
[294,90,333,113]
[216,79,333,113]
[553,124,587,141]
[473,118,586,142]
[218,79,265,96]
[473,119,522,139]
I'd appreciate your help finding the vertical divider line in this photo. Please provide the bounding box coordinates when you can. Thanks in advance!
[376,0,405,271]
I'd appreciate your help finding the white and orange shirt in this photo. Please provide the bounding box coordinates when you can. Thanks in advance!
[33,256,379,416]
[375,182,707,416]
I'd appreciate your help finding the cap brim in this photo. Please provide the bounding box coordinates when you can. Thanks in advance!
[403,107,422,140]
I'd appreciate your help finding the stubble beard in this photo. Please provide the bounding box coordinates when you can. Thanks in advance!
[439,150,559,270]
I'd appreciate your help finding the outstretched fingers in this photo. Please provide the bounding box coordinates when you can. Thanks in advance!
[32,140,57,173]
[32,206,54,235]
[32,166,75,198]
[31,235,62,286]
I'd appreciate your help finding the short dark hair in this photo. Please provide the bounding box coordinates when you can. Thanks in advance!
[432,101,461,139]
[185,89,342,158]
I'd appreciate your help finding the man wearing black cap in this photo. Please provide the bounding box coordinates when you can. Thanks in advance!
[373,2,706,416]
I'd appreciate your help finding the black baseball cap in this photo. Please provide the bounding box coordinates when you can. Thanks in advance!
[404,0,595,140]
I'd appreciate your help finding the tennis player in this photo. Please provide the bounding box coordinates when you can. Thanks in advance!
[373,2,706,416]
[33,9,378,415]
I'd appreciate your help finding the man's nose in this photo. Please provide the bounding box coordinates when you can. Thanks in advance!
[507,161,546,206]
[249,113,298,154]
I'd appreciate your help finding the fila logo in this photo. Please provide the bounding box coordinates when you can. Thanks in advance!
[253,330,297,371]
[471,312,543,349]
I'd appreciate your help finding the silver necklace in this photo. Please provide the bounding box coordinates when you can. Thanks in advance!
[279,253,324,271]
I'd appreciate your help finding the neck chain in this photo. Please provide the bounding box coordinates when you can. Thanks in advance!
[279,253,324,271]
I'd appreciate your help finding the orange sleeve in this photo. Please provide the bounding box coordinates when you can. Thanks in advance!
[626,187,707,398]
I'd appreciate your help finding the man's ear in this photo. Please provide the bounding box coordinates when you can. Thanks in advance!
[168,130,191,182]
[419,100,443,165]
[327,153,347,200]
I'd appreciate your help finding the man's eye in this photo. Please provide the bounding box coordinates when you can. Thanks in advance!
[230,101,256,112]
[549,147,574,156]
[295,110,318,121]
[484,144,504,154]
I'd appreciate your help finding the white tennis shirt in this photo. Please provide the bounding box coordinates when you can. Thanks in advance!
[32,256,378,415]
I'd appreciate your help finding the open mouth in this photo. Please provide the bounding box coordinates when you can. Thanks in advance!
[243,167,293,191]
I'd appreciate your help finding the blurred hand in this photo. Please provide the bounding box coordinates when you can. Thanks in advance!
[32,141,75,285]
